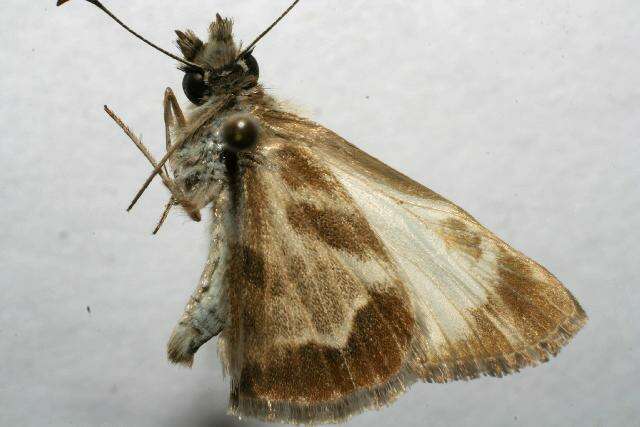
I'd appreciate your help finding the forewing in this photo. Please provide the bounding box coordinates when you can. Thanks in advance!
[256,107,587,384]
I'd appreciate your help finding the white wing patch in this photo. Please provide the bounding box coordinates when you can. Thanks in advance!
[330,168,485,348]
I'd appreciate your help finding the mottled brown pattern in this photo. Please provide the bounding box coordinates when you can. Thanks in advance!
[223,158,397,362]
[440,218,482,260]
[292,261,347,336]
[278,145,336,193]
[468,307,516,359]
[496,250,571,344]
[227,243,369,352]
[235,291,414,404]
[243,166,269,223]
[227,244,266,289]
[220,148,418,415]
[225,167,272,361]
[287,202,386,259]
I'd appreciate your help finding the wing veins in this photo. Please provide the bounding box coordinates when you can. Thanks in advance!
[328,163,473,222]
[381,237,469,365]
[401,243,495,363]
[402,206,572,319]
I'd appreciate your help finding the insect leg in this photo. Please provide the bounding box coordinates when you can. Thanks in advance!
[104,105,201,222]
[104,105,173,184]
[152,197,175,235]
[162,88,186,186]
[164,87,186,152]
[151,88,198,232]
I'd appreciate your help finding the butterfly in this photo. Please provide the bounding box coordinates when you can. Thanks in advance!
[57,0,587,424]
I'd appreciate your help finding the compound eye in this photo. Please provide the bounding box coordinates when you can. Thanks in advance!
[182,72,208,105]
[220,115,259,151]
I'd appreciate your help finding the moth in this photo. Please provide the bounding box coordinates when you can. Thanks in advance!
[58,0,587,424]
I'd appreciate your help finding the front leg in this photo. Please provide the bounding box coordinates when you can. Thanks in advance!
[160,88,202,221]
[164,87,186,152]
[151,88,190,234]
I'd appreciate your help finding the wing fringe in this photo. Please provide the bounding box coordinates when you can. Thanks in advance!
[414,303,587,383]
[227,305,586,424]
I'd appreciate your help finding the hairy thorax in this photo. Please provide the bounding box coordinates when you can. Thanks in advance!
[169,86,274,210]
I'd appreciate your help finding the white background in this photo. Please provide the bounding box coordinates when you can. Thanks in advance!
[1,1,638,426]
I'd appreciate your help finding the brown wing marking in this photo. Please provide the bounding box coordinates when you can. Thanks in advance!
[219,142,417,423]
[232,290,413,423]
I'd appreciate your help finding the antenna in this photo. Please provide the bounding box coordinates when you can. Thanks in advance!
[237,0,302,60]
[57,0,204,72]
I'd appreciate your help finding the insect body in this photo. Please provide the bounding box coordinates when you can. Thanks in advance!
[58,1,587,424]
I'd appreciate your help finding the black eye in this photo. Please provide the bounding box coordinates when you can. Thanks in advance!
[220,115,259,151]
[182,72,208,105]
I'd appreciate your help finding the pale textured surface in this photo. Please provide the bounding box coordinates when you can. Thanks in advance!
[1,0,638,426]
